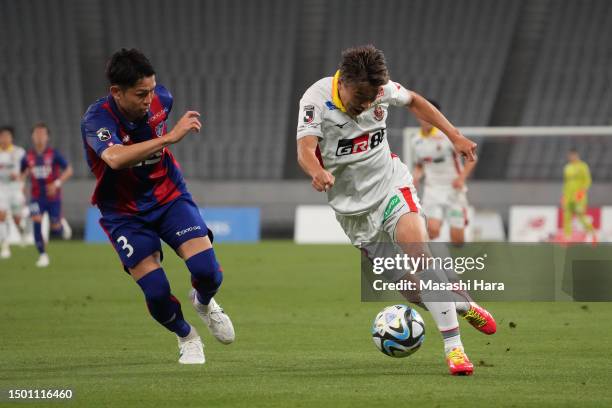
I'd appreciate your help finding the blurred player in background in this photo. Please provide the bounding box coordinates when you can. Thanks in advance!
[20,123,73,267]
[296,45,495,375]
[562,148,595,242]
[411,101,476,245]
[80,49,234,364]
[0,126,26,259]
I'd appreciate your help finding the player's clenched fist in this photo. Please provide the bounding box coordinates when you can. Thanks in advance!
[311,168,335,192]
[453,134,478,162]
[167,111,201,144]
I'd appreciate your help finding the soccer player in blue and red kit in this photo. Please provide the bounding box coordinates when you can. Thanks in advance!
[21,123,73,268]
[80,49,235,364]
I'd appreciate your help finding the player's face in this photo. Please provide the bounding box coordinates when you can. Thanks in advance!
[112,76,156,121]
[568,151,579,162]
[339,80,381,117]
[0,131,12,149]
[32,127,49,151]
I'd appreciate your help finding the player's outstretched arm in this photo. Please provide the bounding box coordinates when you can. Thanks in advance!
[101,111,201,170]
[297,136,335,192]
[407,92,477,161]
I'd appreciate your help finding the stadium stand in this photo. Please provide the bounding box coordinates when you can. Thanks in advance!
[0,0,610,181]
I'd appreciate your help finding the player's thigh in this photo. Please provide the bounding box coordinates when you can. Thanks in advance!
[10,190,26,217]
[99,214,162,273]
[29,200,43,222]
[0,189,8,220]
[157,196,211,260]
[46,201,62,227]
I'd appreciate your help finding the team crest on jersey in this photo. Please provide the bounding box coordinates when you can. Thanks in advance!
[303,105,315,123]
[374,106,384,121]
[96,128,112,142]
[155,122,164,137]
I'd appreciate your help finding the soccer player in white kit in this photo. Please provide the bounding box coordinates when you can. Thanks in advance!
[0,126,27,259]
[411,101,477,245]
[296,46,496,375]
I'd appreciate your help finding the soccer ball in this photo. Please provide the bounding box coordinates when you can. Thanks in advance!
[371,304,425,358]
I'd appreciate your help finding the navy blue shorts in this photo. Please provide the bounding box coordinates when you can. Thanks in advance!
[30,199,62,224]
[99,195,211,272]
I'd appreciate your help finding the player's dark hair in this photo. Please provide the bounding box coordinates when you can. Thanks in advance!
[0,125,15,136]
[339,45,389,89]
[106,48,156,88]
[427,99,441,111]
[32,122,50,135]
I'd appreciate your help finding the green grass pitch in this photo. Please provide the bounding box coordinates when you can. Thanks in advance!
[1,242,611,407]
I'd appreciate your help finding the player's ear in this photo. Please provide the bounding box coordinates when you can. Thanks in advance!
[109,85,123,98]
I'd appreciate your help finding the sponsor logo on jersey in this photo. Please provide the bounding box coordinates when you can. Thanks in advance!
[335,121,349,129]
[376,87,384,99]
[335,129,386,156]
[155,122,164,137]
[374,106,384,121]
[383,195,401,221]
[303,105,315,123]
[122,135,131,143]
[96,128,112,142]
[176,225,202,237]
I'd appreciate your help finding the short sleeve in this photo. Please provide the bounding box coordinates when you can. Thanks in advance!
[155,84,173,115]
[54,150,69,170]
[81,114,123,157]
[296,97,323,140]
[385,80,412,107]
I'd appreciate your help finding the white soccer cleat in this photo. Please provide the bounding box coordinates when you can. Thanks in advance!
[177,327,205,365]
[36,253,50,268]
[0,242,10,259]
[190,289,235,344]
[61,218,72,240]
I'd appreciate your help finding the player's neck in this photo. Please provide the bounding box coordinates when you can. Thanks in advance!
[34,146,46,154]
[0,143,11,151]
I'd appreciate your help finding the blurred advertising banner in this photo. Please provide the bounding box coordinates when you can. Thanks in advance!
[85,207,260,243]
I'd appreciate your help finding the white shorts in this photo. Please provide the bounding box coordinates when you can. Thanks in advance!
[421,185,468,229]
[0,186,26,215]
[335,158,422,248]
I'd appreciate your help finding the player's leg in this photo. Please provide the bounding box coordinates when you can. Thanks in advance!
[427,217,443,240]
[47,201,64,239]
[563,200,574,238]
[160,196,234,344]
[100,214,204,364]
[574,198,596,242]
[448,205,468,246]
[394,212,473,375]
[10,188,27,239]
[0,207,9,259]
[29,201,49,267]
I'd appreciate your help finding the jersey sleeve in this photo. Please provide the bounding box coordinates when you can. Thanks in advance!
[81,113,123,157]
[296,87,324,140]
[54,150,69,170]
[155,84,174,115]
[384,80,412,107]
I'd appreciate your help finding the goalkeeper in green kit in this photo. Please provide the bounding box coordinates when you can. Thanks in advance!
[562,148,596,242]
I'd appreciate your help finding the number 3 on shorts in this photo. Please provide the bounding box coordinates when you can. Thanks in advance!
[116,236,134,258]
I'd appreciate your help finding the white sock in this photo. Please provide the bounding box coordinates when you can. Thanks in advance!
[0,221,8,243]
[422,300,463,353]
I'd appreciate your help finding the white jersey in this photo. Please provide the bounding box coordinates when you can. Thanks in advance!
[0,144,25,190]
[297,71,412,215]
[410,128,464,189]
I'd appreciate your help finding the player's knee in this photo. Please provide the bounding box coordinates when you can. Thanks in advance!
[136,268,171,303]
[428,226,440,239]
[186,248,223,290]
[0,212,6,222]
[32,215,42,223]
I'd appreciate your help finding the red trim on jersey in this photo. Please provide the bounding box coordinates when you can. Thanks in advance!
[400,187,418,213]
[391,152,399,159]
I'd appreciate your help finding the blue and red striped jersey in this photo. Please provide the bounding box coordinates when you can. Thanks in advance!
[20,147,68,202]
[80,84,188,214]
